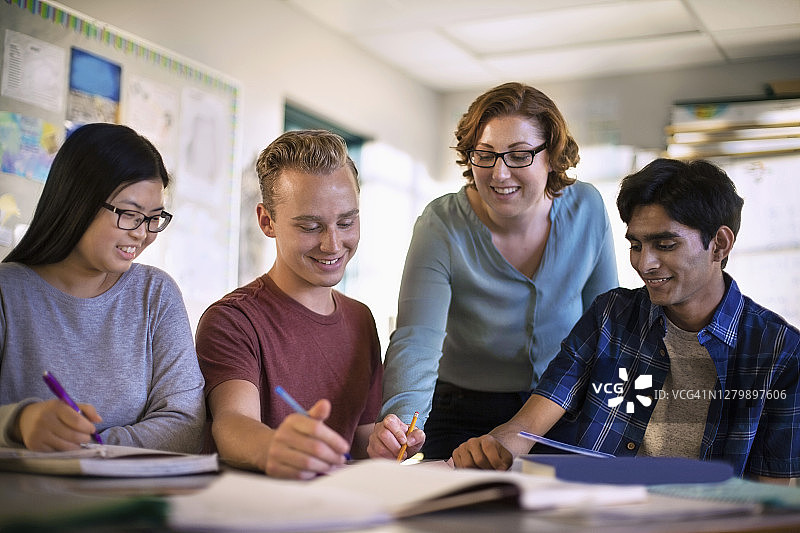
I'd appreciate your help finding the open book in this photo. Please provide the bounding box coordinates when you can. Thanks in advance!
[0,444,218,477]
[168,459,647,531]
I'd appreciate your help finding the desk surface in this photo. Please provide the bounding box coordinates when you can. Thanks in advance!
[2,470,800,533]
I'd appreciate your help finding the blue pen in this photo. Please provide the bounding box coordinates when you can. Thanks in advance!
[42,371,103,444]
[275,386,351,461]
[275,386,309,416]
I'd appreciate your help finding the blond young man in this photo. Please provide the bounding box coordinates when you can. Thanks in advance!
[195,130,419,479]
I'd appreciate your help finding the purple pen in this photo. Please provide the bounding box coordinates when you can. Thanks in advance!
[42,371,103,444]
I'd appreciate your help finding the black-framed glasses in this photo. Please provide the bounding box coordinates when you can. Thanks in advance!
[102,203,173,233]
[466,142,548,168]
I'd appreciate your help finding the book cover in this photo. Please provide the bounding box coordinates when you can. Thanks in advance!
[516,454,734,485]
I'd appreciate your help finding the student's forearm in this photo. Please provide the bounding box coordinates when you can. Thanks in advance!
[489,394,567,456]
[8,406,24,445]
[212,412,274,472]
[0,400,40,448]
[755,475,795,486]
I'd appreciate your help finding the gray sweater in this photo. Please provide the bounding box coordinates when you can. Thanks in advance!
[0,262,205,452]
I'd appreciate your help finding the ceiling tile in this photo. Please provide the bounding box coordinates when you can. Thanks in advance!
[353,30,500,90]
[444,0,696,55]
[285,0,800,90]
[688,0,800,31]
[355,30,477,66]
[402,63,502,92]
[287,0,614,33]
[714,25,800,59]
[486,34,724,83]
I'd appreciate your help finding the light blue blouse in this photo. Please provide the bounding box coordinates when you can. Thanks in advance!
[380,182,619,428]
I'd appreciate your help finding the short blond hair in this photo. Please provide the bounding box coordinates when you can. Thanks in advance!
[256,129,359,216]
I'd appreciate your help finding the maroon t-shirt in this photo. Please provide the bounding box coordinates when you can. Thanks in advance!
[196,274,383,445]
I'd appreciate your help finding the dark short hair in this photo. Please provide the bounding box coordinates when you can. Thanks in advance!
[4,123,169,266]
[454,82,579,197]
[616,158,744,268]
[255,129,358,218]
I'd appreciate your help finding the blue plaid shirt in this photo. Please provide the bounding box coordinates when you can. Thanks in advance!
[535,274,800,478]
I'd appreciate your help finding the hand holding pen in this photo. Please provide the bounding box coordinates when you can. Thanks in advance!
[268,386,351,480]
[366,411,425,460]
[42,371,103,444]
[13,372,103,451]
[396,411,418,462]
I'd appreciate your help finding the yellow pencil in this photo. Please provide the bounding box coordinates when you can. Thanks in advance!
[396,411,419,462]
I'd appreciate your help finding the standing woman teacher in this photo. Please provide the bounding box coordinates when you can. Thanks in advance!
[369,82,618,460]
[0,123,205,453]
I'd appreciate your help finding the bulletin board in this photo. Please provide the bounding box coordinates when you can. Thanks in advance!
[0,0,242,329]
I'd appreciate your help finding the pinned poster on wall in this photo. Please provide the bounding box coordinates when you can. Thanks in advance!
[0,111,60,182]
[1,28,65,113]
[65,47,120,132]
[0,0,242,330]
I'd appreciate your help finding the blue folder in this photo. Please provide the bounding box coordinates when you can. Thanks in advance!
[518,455,734,485]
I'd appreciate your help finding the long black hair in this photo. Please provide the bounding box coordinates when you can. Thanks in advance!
[3,123,169,266]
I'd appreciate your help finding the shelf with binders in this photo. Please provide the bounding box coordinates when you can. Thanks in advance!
[666,137,800,159]
[665,98,800,159]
